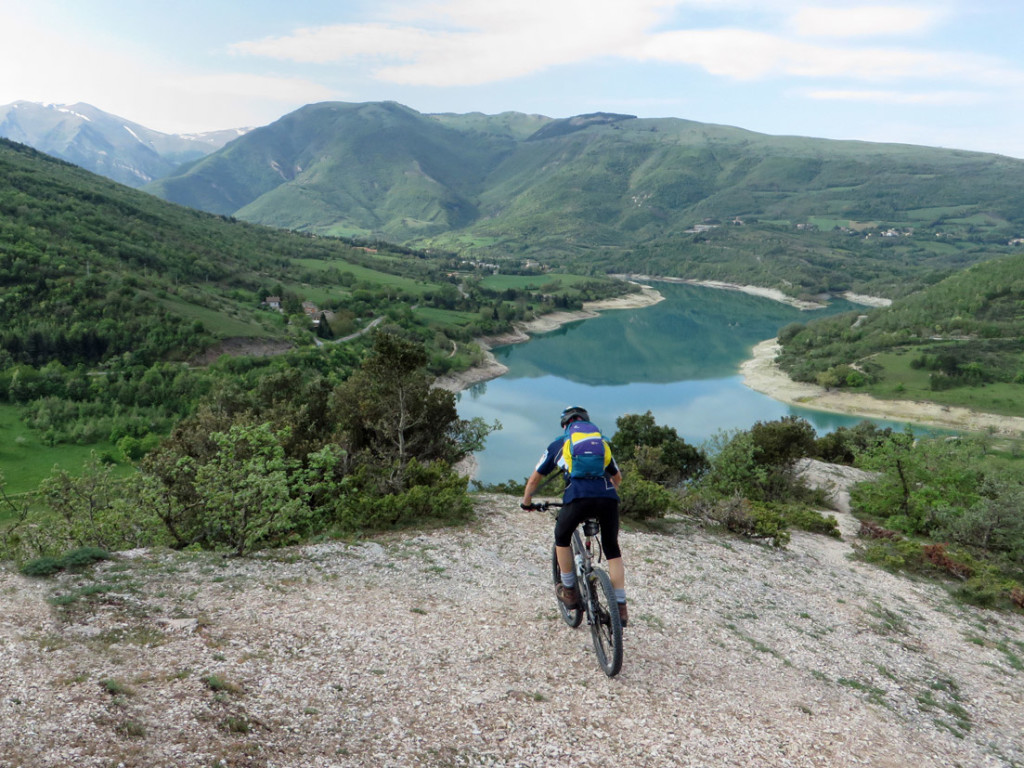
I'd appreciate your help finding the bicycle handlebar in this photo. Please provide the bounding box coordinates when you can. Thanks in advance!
[520,501,563,511]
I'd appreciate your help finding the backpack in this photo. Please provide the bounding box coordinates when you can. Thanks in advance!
[561,421,612,479]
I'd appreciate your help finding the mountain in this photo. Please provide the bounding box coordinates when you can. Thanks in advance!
[0,101,246,187]
[147,101,517,234]
[144,101,1024,299]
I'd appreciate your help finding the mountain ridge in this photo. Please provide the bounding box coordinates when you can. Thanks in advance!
[0,101,247,187]
[142,100,1024,299]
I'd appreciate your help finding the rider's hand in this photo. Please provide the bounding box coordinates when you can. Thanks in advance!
[520,501,533,510]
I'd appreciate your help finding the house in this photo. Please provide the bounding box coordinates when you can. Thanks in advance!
[263,296,282,311]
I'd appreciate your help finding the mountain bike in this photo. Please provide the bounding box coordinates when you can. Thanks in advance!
[526,502,623,677]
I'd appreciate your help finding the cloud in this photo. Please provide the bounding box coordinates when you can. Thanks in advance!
[230,0,671,86]
[228,0,1024,92]
[790,5,947,38]
[636,28,1015,84]
[804,88,989,106]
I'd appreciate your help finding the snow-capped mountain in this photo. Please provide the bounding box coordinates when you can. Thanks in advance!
[0,101,248,187]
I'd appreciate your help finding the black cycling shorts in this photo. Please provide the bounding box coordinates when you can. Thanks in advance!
[554,497,621,560]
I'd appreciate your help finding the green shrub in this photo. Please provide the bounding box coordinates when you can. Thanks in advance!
[60,546,111,571]
[698,496,791,547]
[611,412,707,484]
[191,423,313,556]
[617,467,681,521]
[20,556,65,578]
[332,459,472,533]
[20,547,111,578]
[779,505,842,538]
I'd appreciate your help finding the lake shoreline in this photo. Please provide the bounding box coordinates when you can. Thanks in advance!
[741,339,1024,438]
[433,282,665,393]
[437,277,1024,441]
[616,274,893,311]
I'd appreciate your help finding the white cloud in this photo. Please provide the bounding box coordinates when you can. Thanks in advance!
[790,5,947,38]
[230,0,671,86]
[228,0,1024,92]
[804,88,989,106]
[637,28,1016,84]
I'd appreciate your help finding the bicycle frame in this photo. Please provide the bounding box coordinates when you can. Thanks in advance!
[530,501,623,677]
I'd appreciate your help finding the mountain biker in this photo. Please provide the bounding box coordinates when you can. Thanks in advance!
[521,406,628,627]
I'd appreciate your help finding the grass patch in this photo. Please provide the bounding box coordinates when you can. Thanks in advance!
[478,272,596,293]
[22,547,112,577]
[100,678,135,697]
[202,674,243,695]
[413,306,481,328]
[0,404,125,500]
[860,350,1024,418]
[837,677,888,707]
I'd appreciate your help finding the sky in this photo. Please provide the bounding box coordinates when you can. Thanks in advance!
[3,0,1024,157]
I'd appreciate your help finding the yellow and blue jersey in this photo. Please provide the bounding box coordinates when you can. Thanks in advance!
[534,434,619,504]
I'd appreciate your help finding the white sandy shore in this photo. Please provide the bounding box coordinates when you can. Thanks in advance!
[617,274,829,310]
[742,339,1024,438]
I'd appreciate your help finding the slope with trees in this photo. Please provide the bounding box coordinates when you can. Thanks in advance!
[0,137,632,492]
[775,252,1024,416]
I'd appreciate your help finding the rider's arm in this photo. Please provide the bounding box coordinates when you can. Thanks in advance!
[521,470,546,508]
[608,457,622,489]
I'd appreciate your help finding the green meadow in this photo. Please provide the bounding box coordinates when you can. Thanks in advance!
[0,404,122,504]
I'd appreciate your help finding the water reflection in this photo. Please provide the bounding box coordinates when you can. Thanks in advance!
[457,283,924,485]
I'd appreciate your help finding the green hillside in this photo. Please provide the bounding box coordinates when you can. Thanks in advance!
[0,137,634,491]
[776,252,1024,415]
[146,102,1024,301]
[149,102,515,239]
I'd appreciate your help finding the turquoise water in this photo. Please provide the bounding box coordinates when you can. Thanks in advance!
[456,282,922,485]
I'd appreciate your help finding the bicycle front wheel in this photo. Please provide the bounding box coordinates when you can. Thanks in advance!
[588,568,623,677]
[552,544,583,628]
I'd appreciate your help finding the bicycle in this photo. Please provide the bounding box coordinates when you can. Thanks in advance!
[525,501,623,677]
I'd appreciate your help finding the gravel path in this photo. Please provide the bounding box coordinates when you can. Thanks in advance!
[2,478,1023,767]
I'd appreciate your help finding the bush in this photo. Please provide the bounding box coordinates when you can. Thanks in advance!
[611,411,707,484]
[617,466,681,521]
[814,422,894,465]
[781,506,841,538]
[332,459,473,533]
[20,547,111,577]
[20,556,65,578]
[191,423,314,555]
[696,495,790,547]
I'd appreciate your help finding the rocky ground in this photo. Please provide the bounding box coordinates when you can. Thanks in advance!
[2,462,1023,767]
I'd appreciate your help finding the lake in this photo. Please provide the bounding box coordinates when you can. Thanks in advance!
[455,282,923,485]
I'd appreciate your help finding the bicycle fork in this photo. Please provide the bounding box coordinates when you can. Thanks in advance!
[574,550,597,625]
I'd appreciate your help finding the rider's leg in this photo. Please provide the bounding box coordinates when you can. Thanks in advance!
[607,556,624,591]
[556,545,574,581]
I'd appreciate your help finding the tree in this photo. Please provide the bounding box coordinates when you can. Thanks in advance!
[610,411,707,484]
[332,331,496,489]
[852,432,986,536]
[191,423,311,556]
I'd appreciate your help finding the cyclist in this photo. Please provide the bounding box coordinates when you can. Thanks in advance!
[521,406,628,627]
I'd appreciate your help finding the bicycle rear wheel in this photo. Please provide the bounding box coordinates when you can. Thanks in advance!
[588,568,623,677]
[552,544,583,627]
